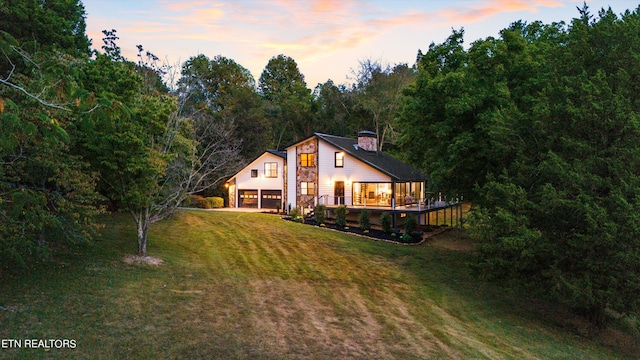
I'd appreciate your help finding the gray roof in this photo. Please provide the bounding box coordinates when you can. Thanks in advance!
[315,133,427,182]
[265,149,287,159]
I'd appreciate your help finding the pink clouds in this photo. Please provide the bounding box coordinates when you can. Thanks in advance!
[84,0,607,86]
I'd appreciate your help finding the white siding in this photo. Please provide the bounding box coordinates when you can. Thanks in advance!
[286,147,297,210]
[232,152,284,208]
[317,141,390,205]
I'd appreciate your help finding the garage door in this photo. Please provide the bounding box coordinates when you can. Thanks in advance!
[261,190,282,209]
[238,190,258,208]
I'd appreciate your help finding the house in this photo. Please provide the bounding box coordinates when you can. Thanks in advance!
[227,131,429,215]
[286,131,427,212]
[226,149,286,209]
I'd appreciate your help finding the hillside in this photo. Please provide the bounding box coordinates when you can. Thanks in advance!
[0,210,636,359]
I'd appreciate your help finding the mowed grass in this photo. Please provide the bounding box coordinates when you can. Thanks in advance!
[0,210,637,359]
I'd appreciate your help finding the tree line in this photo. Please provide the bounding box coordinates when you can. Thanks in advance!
[2,0,639,327]
[0,0,413,271]
[398,4,640,326]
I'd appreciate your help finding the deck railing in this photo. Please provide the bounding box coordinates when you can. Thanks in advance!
[317,194,453,211]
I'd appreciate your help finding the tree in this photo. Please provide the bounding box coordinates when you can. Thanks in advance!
[258,54,313,147]
[353,59,415,151]
[76,37,243,257]
[0,0,91,57]
[400,6,640,325]
[179,54,268,160]
[312,80,360,137]
[0,2,101,272]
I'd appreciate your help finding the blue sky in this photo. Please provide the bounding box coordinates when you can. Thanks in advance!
[82,0,639,87]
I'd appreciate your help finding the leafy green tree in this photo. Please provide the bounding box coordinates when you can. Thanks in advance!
[352,59,415,151]
[0,0,91,57]
[401,6,640,325]
[179,54,268,160]
[258,54,313,147]
[311,79,376,138]
[0,2,100,273]
[75,37,242,257]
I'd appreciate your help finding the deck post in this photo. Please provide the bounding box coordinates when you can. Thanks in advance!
[450,205,453,227]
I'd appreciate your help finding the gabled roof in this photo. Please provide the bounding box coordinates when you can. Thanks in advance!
[314,133,427,182]
[264,149,287,159]
[227,149,286,182]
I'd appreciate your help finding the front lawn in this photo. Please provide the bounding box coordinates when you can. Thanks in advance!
[0,210,636,359]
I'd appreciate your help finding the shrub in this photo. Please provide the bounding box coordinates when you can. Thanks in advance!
[400,233,414,243]
[380,212,392,234]
[189,195,209,209]
[314,204,327,224]
[403,214,417,235]
[335,205,348,227]
[206,197,224,208]
[289,207,303,223]
[359,209,371,230]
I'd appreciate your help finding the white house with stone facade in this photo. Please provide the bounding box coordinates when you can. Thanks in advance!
[227,131,427,214]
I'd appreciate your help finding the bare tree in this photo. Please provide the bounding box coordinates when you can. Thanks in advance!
[351,59,415,151]
[131,94,242,257]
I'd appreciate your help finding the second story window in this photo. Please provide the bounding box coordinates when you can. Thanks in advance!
[335,152,344,168]
[264,162,277,178]
[300,153,315,167]
[251,169,258,178]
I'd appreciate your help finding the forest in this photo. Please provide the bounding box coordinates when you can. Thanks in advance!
[1,0,639,327]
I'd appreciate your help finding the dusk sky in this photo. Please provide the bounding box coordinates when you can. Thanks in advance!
[82,0,639,87]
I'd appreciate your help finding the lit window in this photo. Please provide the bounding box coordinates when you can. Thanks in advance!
[251,169,258,178]
[300,153,315,167]
[264,162,277,178]
[335,152,344,167]
[301,182,315,195]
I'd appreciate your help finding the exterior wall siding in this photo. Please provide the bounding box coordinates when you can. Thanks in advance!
[231,152,285,208]
[317,141,390,206]
[286,147,297,211]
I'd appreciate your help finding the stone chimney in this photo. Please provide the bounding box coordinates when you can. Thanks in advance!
[357,131,377,152]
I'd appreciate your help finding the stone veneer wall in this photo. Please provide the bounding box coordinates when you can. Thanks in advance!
[296,137,318,207]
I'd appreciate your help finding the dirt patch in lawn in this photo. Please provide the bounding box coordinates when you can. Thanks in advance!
[123,255,164,266]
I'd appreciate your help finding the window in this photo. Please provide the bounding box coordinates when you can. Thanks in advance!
[353,182,392,206]
[301,182,315,195]
[264,162,277,178]
[335,152,344,168]
[300,153,315,167]
[251,169,258,178]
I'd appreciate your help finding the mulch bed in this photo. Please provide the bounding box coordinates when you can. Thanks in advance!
[284,217,449,245]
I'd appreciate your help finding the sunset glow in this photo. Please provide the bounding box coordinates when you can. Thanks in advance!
[83,0,637,86]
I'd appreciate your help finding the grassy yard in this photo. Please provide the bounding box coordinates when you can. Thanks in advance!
[0,210,637,359]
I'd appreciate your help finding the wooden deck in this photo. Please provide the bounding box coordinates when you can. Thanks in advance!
[318,201,464,228]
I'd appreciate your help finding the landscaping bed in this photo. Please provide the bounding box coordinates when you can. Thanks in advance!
[285,217,448,244]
